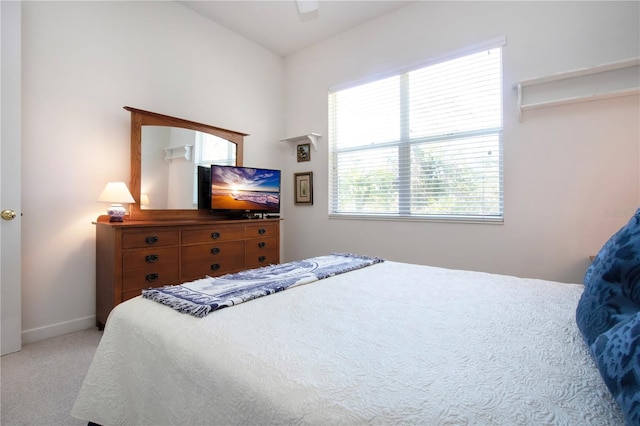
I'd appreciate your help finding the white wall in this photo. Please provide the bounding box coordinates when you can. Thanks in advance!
[18,0,640,342]
[20,1,284,342]
[282,1,640,284]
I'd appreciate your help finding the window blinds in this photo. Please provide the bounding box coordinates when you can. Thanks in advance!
[329,46,503,222]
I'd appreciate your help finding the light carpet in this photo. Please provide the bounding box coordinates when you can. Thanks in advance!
[1,328,102,425]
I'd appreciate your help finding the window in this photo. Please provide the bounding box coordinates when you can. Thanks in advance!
[328,44,503,222]
[192,132,236,205]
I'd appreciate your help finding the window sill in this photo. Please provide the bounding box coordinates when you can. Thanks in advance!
[328,213,503,225]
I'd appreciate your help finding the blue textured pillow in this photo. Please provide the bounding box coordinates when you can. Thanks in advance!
[591,313,640,425]
[576,208,640,424]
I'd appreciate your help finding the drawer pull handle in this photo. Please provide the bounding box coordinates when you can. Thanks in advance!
[145,254,159,263]
[211,232,220,239]
[258,242,266,248]
[210,263,220,271]
[258,256,266,263]
[145,273,159,282]
[258,228,266,235]
[145,236,159,245]
[211,247,221,255]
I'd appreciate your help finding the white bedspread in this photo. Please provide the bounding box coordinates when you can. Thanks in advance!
[72,261,624,425]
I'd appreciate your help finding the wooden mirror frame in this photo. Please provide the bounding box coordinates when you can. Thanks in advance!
[125,106,247,220]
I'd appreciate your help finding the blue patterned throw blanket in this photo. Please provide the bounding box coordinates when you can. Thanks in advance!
[142,253,384,317]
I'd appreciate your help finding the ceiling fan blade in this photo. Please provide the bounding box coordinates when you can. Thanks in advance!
[296,0,319,14]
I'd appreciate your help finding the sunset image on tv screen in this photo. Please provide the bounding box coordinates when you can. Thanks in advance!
[211,166,280,212]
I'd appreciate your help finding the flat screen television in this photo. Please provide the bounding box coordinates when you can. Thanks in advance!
[197,166,211,210]
[209,165,281,217]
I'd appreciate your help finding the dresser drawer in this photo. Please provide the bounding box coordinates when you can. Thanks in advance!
[245,223,278,239]
[246,250,278,269]
[181,240,244,262]
[123,265,180,291]
[245,237,277,255]
[122,229,179,249]
[182,226,245,244]
[123,247,179,270]
[182,257,246,280]
[122,289,143,302]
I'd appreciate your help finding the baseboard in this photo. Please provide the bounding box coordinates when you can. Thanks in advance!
[21,315,96,344]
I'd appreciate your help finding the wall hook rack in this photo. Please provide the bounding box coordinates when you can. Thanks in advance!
[514,57,639,121]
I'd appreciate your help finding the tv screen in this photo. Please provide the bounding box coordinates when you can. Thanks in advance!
[210,165,281,214]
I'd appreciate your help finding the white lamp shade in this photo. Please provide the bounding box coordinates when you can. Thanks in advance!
[98,182,135,204]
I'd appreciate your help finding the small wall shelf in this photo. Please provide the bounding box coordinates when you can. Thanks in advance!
[163,144,193,161]
[515,57,640,121]
[281,133,321,154]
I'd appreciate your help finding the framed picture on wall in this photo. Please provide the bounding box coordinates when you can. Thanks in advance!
[297,143,311,162]
[294,172,313,205]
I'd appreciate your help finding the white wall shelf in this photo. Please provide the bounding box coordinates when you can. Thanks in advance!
[281,133,321,154]
[163,144,192,161]
[515,57,640,121]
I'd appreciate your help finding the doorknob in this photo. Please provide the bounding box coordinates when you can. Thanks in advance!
[1,209,17,221]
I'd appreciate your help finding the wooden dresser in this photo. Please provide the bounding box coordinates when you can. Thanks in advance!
[94,216,280,328]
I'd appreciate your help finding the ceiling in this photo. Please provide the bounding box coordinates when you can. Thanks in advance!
[178,1,414,57]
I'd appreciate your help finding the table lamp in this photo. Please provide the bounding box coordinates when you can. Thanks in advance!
[140,193,150,208]
[98,182,135,222]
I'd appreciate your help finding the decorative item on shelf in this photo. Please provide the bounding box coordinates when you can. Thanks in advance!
[297,143,310,162]
[98,182,135,222]
[294,172,313,205]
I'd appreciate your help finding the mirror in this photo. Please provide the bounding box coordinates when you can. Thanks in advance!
[125,106,246,220]
[141,127,237,210]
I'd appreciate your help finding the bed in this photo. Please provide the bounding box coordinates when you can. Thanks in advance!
[71,225,640,426]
